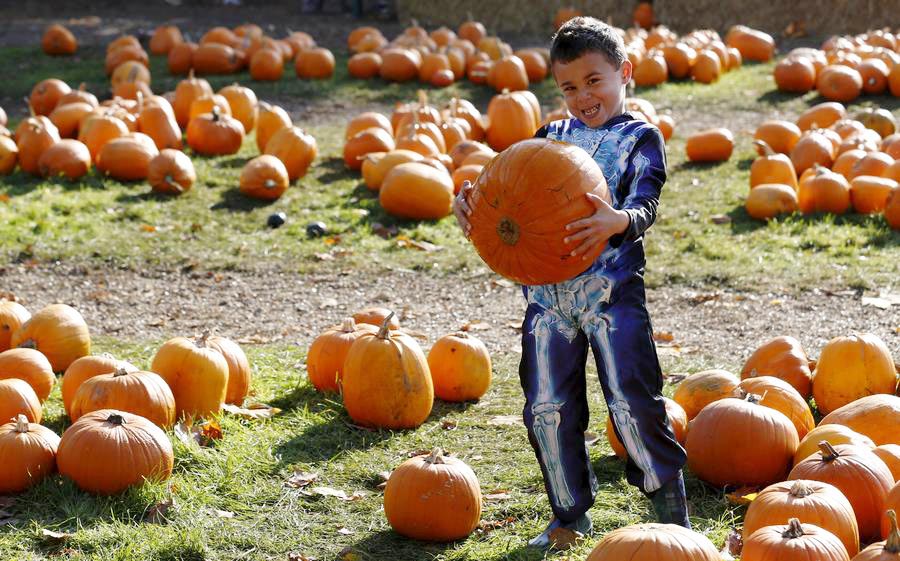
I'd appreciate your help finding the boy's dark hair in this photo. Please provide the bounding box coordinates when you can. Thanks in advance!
[550,17,627,69]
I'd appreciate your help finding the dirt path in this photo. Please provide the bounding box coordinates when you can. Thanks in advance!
[2,264,897,365]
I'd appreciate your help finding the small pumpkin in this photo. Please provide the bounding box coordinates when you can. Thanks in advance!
[485,89,538,151]
[0,136,17,175]
[755,120,802,155]
[427,332,492,402]
[295,47,335,79]
[264,126,317,181]
[344,127,395,170]
[691,49,721,84]
[384,448,482,541]
[78,113,129,163]
[250,48,284,81]
[16,120,61,175]
[352,307,400,330]
[360,149,424,191]
[0,348,55,404]
[0,378,42,424]
[726,25,775,62]
[741,518,850,561]
[186,107,245,156]
[49,101,95,139]
[42,24,78,56]
[97,133,159,181]
[856,108,898,139]
[0,415,60,493]
[30,78,72,116]
[11,303,90,373]
[150,336,230,421]
[672,369,739,420]
[849,152,894,180]
[686,128,734,162]
[752,141,799,190]
[167,41,197,75]
[746,184,799,220]
[57,409,174,495]
[193,42,242,75]
[202,336,252,406]
[774,57,817,93]
[71,368,176,428]
[239,155,289,200]
[741,336,812,398]
[149,25,183,55]
[812,333,897,415]
[147,149,196,195]
[734,376,814,439]
[37,139,91,180]
[797,102,847,131]
[307,318,378,393]
[348,52,382,79]
[798,166,851,214]
[791,130,837,175]
[173,71,214,128]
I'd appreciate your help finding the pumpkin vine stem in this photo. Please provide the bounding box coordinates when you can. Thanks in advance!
[340,318,357,332]
[425,448,445,464]
[377,312,395,339]
[817,440,839,462]
[788,480,813,498]
[886,510,900,553]
[781,518,805,539]
[107,413,126,426]
[14,414,29,433]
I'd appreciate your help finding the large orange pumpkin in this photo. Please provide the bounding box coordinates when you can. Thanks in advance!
[812,333,897,416]
[379,162,454,220]
[348,52,382,79]
[167,41,197,75]
[341,315,433,429]
[798,166,851,214]
[791,131,837,175]
[734,376,814,439]
[61,354,137,418]
[193,43,242,75]
[819,394,900,447]
[741,518,850,561]
[741,336,812,398]
[264,126,317,181]
[71,368,176,428]
[468,138,611,285]
[37,139,91,180]
[0,415,60,493]
[49,101,95,139]
[0,378,42,424]
[138,103,182,151]
[726,25,775,62]
[16,120,60,176]
[78,113,129,163]
[30,79,71,116]
[383,449,482,541]
[150,336,230,421]
[751,141,798,189]
[57,409,174,495]
[202,336,251,406]
[686,128,733,162]
[585,523,721,560]
[149,25,183,55]
[11,303,90,373]
[186,108,245,156]
[250,48,284,81]
[427,332,492,402]
[774,57,817,93]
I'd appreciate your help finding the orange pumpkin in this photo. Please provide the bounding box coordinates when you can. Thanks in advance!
[751,140,799,190]
[485,89,537,151]
[193,43,242,75]
[0,415,60,493]
[849,152,894,180]
[104,45,149,76]
[147,149,196,195]
[29,79,71,115]
[346,112,392,140]
[361,150,424,191]
[874,445,900,482]
[858,58,890,95]
[173,71,214,127]
[662,43,697,79]
[352,307,400,330]
[348,52,382,79]
[746,183,800,220]
[774,57,817,93]
[150,336,230,421]
[295,47,335,79]
[0,378,42,424]
[0,301,30,353]
[451,164,482,195]
[734,376,814,439]
[16,120,61,175]
[726,25,775,61]
[686,128,734,162]
[0,348,55,403]
[37,139,91,180]
[78,113,129,163]
[791,130,837,175]
[741,518,851,561]
[886,188,900,229]
[741,336,812,398]
[255,102,291,152]
[851,176,897,213]
[798,165,851,214]
[167,41,197,75]
[218,84,257,133]
[149,25,183,55]
[379,162,454,220]
[71,369,176,428]
[691,49,721,84]
[488,56,529,92]
[97,133,159,181]
[427,332,492,402]
[607,397,687,459]
[264,126,317,181]
[379,48,421,82]
[795,423,875,465]
[864,510,900,560]
[343,127,395,170]
[237,155,288,200]
[62,355,137,419]
[10,303,90,373]
[250,48,284,81]
[755,120,802,155]
[817,65,863,102]
[516,49,548,82]
[138,103,182,151]
[813,333,897,415]
[49,101,95,139]
[306,319,378,392]
[672,369,739,420]
[633,53,668,87]
[819,395,900,447]
[458,20,486,46]
[468,139,610,285]
[585,523,721,560]
[0,136,17,175]
[797,102,847,131]
[42,24,77,56]
[186,108,245,156]
[188,93,231,122]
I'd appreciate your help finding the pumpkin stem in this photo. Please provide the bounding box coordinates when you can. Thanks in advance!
[781,518,805,539]
[211,105,221,122]
[107,413,126,426]
[817,440,840,462]
[340,317,357,332]
[788,480,814,498]
[14,414,29,433]
[377,312,395,339]
[195,332,210,347]
[188,69,196,81]
[886,510,900,553]
[264,179,277,189]
[424,447,445,464]
[752,139,775,157]
[114,367,130,377]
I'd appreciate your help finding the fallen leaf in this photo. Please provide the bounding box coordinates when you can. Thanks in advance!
[173,420,222,447]
[140,224,157,233]
[222,403,282,420]
[653,331,675,343]
[584,431,601,446]
[548,527,584,550]
[488,415,522,426]
[710,214,732,224]
[371,222,398,239]
[41,529,73,542]
[145,497,175,524]
[725,485,760,506]
[484,489,512,501]
[664,372,690,384]
[688,292,721,305]
[338,547,362,561]
[306,487,367,501]
[323,236,341,245]
[287,553,316,561]
[477,516,516,534]
[313,252,334,261]
[441,419,458,430]
[461,321,491,331]
[337,527,353,535]
[396,237,442,252]
[286,471,319,488]
[505,321,523,332]
[406,449,432,458]
[721,528,743,558]
[214,510,234,518]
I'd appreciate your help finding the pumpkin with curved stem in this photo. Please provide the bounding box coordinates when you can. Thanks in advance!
[307,319,378,393]
[342,314,433,429]
[819,394,900,447]
[427,332,492,402]
[585,523,721,560]
[173,71,214,128]
[295,48,335,79]
[0,378,42,424]
[789,442,893,541]
[468,138,611,285]
[30,79,71,116]
[752,141,798,190]
[150,336,229,421]
[168,41,197,75]
[813,333,897,415]
[203,336,251,406]
[860,510,900,560]
[798,166,851,214]
[264,126,317,181]
[672,369,739,420]
[188,93,231,122]
[0,415,60,493]
[344,127,395,170]
[11,303,90,373]
[16,120,60,176]
[0,301,30,353]
[42,24,77,56]
[686,395,799,487]
[97,133,159,181]
[745,184,799,220]
[379,162,454,220]
[743,480,858,556]
[186,107,245,156]
[218,84,257,133]
[148,149,195,195]
[149,25,182,55]
[485,89,537,151]
[851,176,897,213]
[741,336,812,398]
[741,518,850,561]
[384,448,481,541]
[239,155,289,200]
[255,102,291,152]
[734,376,814,439]
[0,136,16,175]
[686,128,733,162]
[794,424,875,465]
[874,445,900,482]
[71,368,175,428]
[38,139,91,180]
[607,397,686,459]
[797,102,847,132]
[62,354,137,418]
[57,409,173,495]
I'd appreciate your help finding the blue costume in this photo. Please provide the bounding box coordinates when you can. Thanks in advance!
[522,113,687,524]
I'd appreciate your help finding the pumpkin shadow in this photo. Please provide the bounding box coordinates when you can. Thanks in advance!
[344,530,460,560]
[115,190,184,204]
[216,155,253,169]
[272,412,395,466]
[210,187,276,212]
[671,160,730,173]
[315,157,355,184]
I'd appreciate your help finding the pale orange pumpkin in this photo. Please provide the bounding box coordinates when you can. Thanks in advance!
[379,162,454,220]
[797,102,847,132]
[264,126,317,181]
[851,176,897,213]
[11,303,90,373]
[360,149,424,191]
[37,139,91,180]
[427,332,492,402]
[150,336,230,421]
[343,127,395,170]
[97,133,159,181]
[742,336,812,399]
[734,376,814,439]
[71,368,176,428]
[218,84,257,133]
[203,336,252,406]
[755,120,802,155]
[62,354,137,419]
[875,445,900,482]
[819,394,900,446]
[798,166,851,214]
[0,415,60,493]
[348,52,382,79]
[147,149,196,195]
[745,184,800,220]
[295,47,335,79]
[812,333,897,415]
[78,113,129,163]
[794,424,875,465]
[0,301,30,353]
[0,378,42,424]
[255,102,292,153]
[0,348,55,403]
[306,319,378,393]
[16,120,61,175]
[672,369,739,420]
[0,136,17,175]
[686,128,733,162]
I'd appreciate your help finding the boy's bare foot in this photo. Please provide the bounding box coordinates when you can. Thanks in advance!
[527,513,592,549]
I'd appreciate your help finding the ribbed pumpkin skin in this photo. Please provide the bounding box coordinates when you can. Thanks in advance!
[97,134,159,181]
[0,348,56,402]
[884,485,900,539]
[264,126,317,181]
[685,397,799,488]
[742,336,812,398]
[608,397,686,459]
[794,424,875,465]
[0,378,42,424]
[743,480,859,557]
[673,369,739,420]
[0,416,60,493]
[218,84,257,133]
[819,395,900,446]
[874,445,900,482]
[148,149,196,195]
[585,523,721,561]
[741,520,850,561]
[307,320,377,393]
[204,336,251,406]
[0,301,30,352]
[384,450,482,541]
[379,162,454,220]
[255,102,291,152]
[71,370,176,428]
[62,355,137,418]
[342,323,433,429]
[468,138,611,286]
[788,443,894,542]
[812,334,898,416]
[485,90,536,151]
[186,110,245,156]
[746,183,799,220]
[686,128,734,162]
[150,337,229,421]
[57,409,173,495]
[735,376,814,439]
[239,155,289,200]
[427,332,492,402]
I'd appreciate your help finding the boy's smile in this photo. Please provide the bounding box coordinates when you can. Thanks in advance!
[551,52,632,128]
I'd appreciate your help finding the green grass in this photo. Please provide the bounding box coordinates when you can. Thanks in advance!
[0,337,740,561]
[1,47,898,290]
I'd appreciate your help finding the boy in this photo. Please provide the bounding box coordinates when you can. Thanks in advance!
[453,16,690,548]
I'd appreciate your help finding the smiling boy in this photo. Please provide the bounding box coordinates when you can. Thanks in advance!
[454,16,690,548]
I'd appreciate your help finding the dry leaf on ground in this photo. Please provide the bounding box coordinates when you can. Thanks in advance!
[145,497,175,524]
[488,415,522,426]
[222,403,282,420]
[286,471,319,488]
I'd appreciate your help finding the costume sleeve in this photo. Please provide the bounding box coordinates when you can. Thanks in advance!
[608,127,666,246]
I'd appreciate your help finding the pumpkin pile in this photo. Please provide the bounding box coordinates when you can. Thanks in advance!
[774,29,900,102]
[745,101,900,227]
[347,19,549,91]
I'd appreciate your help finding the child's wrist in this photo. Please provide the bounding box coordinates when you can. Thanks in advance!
[616,209,631,234]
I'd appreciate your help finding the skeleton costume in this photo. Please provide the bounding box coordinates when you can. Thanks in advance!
[522,113,687,524]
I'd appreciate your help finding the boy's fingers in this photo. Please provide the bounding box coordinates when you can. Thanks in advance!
[569,236,598,258]
[565,217,592,231]
[563,228,592,244]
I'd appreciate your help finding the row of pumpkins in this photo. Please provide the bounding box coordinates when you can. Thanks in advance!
[774,28,900,102]
[1,71,316,201]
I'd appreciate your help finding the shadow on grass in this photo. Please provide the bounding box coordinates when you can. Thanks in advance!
[671,160,732,173]
[316,156,355,184]
[216,155,253,169]
[347,530,461,560]
[210,187,278,212]
[115,189,185,204]
[0,171,117,196]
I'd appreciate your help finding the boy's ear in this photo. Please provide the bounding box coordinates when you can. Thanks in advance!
[620,59,633,85]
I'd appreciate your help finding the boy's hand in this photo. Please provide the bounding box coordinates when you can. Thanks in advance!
[564,192,630,260]
[453,180,474,239]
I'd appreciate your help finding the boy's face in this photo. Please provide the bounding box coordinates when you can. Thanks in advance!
[551,52,632,128]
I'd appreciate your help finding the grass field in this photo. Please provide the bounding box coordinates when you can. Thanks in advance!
[0,31,898,561]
